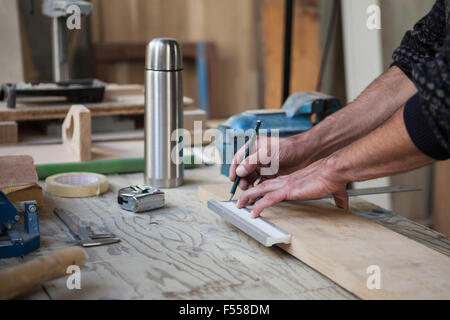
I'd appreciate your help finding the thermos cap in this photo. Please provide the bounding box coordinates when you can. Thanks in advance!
[146,38,183,71]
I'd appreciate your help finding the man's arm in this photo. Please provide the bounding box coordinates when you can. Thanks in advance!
[231,66,417,183]
[300,66,417,162]
[237,105,434,217]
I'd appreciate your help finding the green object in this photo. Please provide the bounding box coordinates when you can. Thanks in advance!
[35,155,195,180]
[229,120,262,200]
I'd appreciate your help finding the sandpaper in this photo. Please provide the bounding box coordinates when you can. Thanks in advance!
[0,155,38,194]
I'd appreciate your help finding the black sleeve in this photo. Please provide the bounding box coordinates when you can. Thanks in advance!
[404,93,449,160]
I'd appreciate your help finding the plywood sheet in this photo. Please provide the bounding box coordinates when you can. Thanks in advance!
[198,183,450,299]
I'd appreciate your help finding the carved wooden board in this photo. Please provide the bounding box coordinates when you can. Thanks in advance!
[1,166,449,300]
[198,183,450,300]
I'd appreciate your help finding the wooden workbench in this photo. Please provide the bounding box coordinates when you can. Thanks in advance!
[1,165,449,300]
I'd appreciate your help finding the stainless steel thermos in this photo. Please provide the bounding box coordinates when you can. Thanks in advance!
[145,38,183,188]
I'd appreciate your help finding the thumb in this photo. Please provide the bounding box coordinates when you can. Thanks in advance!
[333,189,349,210]
[236,151,260,178]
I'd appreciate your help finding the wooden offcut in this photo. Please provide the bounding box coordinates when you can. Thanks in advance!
[0,247,86,300]
[0,121,18,144]
[198,183,450,300]
[62,105,92,161]
[0,155,38,194]
[5,185,43,207]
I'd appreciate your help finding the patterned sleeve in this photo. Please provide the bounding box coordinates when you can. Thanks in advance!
[395,0,450,159]
[392,0,446,78]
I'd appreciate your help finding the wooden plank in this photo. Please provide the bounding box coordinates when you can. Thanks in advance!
[260,0,321,109]
[198,183,450,299]
[433,160,450,236]
[0,100,144,121]
[0,121,18,144]
[0,96,193,122]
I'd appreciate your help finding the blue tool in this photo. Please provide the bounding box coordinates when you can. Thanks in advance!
[0,191,40,258]
[216,91,343,176]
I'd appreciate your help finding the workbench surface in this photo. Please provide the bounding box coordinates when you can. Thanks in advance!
[1,165,449,300]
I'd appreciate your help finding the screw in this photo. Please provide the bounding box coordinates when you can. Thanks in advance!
[28,205,37,213]
[14,215,20,222]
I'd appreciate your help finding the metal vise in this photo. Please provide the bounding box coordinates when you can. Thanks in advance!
[0,191,40,258]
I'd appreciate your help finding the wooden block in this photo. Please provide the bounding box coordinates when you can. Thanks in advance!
[198,183,450,300]
[433,160,450,236]
[62,105,92,161]
[6,185,43,206]
[0,155,38,194]
[0,121,18,144]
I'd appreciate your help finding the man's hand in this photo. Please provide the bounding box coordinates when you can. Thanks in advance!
[229,134,317,191]
[236,157,349,217]
[237,106,434,218]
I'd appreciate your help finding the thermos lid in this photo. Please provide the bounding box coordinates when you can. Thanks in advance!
[146,38,183,71]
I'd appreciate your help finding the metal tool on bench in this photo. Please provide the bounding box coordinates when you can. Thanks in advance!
[217,91,343,176]
[54,208,120,247]
[42,0,93,81]
[118,185,165,213]
[0,79,106,109]
[0,191,40,258]
[208,185,421,247]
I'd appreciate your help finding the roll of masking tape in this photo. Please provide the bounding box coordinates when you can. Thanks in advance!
[45,172,109,198]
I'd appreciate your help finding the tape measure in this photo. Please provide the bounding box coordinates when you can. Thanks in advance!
[45,172,108,198]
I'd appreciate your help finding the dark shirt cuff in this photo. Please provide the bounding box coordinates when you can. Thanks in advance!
[403,94,448,160]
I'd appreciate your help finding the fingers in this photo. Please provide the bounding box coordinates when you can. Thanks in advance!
[251,190,286,218]
[237,179,283,209]
[333,189,349,210]
[238,172,259,190]
[229,141,249,181]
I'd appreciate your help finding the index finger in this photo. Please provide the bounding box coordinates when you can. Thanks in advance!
[229,141,250,181]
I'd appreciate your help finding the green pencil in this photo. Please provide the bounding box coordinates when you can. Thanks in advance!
[229,120,262,200]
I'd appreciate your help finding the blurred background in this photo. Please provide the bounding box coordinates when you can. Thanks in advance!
[1,0,448,235]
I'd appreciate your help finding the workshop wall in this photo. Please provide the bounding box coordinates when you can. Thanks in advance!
[0,0,24,83]
[89,0,261,119]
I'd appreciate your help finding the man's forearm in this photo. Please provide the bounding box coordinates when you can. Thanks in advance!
[296,66,417,161]
[328,105,434,183]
